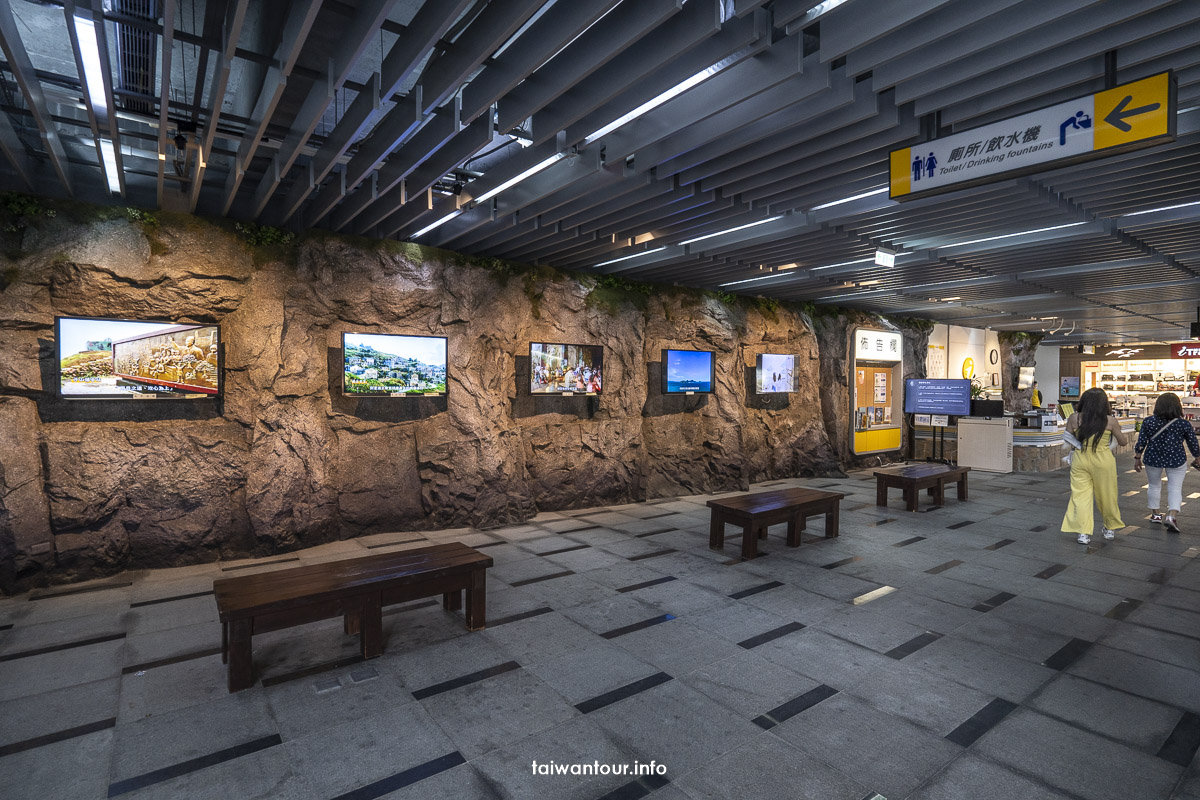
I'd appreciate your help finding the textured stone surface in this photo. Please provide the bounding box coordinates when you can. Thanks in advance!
[0,213,912,591]
[1001,332,1044,413]
[0,397,53,586]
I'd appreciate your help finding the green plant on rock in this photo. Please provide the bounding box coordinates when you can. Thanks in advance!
[0,192,57,232]
[234,221,295,247]
[585,273,654,315]
[712,290,737,306]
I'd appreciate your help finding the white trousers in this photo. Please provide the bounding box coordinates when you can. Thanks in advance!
[1146,463,1188,512]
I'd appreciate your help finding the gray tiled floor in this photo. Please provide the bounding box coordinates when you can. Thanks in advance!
[2,457,1200,798]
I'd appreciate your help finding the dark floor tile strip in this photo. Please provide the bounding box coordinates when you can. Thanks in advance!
[0,632,126,663]
[600,614,675,640]
[509,570,575,587]
[220,557,300,572]
[596,775,671,800]
[920,505,944,513]
[365,537,426,549]
[472,541,506,549]
[643,511,676,519]
[0,623,12,631]
[575,672,673,714]
[868,518,895,527]
[985,539,1016,550]
[925,560,963,575]
[382,599,439,617]
[122,647,223,674]
[1156,712,1200,767]
[944,698,1018,747]
[259,655,366,688]
[752,684,838,730]
[411,661,521,700]
[1034,564,1068,579]
[1042,638,1093,671]
[0,717,116,758]
[1104,598,1143,620]
[885,631,943,660]
[971,591,1017,613]
[617,576,678,594]
[821,556,862,570]
[106,734,282,797]
[633,528,674,538]
[488,607,554,627]
[893,536,927,547]
[1148,568,1171,585]
[129,590,215,608]
[29,581,132,601]
[1030,524,1048,532]
[628,549,677,562]
[329,752,466,800]
[728,581,784,599]
[738,622,805,650]
[946,520,975,530]
[538,544,591,557]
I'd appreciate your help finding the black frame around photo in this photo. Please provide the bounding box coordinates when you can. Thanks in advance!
[340,332,449,398]
[661,348,716,394]
[55,315,223,401]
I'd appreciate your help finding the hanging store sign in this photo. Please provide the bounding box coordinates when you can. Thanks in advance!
[1171,342,1200,358]
[889,72,1175,200]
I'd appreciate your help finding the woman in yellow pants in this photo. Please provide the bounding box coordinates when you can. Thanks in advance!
[1062,388,1129,544]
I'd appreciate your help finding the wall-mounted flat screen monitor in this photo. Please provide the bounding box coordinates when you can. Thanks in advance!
[56,316,221,399]
[342,332,447,396]
[663,349,714,394]
[904,378,971,416]
[530,343,603,394]
[756,354,797,393]
[1060,376,1081,397]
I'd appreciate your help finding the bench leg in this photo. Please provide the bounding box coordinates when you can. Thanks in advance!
[465,569,487,631]
[958,474,968,501]
[344,613,360,635]
[227,618,254,693]
[221,621,228,665]
[443,590,462,612]
[709,514,725,550]
[825,502,840,538]
[759,523,769,540]
[876,480,888,507]
[904,486,918,512]
[927,486,937,496]
[933,480,946,507]
[740,523,760,561]
[786,514,803,547]
[360,594,383,659]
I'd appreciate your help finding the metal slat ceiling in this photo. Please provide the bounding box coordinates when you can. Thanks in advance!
[0,0,1198,344]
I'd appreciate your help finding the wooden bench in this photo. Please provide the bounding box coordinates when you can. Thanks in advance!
[707,488,843,561]
[874,464,970,512]
[213,542,492,692]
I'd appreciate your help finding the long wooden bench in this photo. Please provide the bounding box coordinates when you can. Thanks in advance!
[213,542,492,692]
[707,488,843,561]
[874,463,970,512]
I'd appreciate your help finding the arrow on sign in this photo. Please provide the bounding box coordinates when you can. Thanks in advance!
[1104,95,1161,132]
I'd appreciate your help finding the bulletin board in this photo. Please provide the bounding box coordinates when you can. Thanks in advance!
[851,328,904,455]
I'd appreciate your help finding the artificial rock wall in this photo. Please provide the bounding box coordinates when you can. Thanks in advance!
[0,211,905,592]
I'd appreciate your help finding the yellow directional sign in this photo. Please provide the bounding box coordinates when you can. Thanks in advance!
[889,71,1177,201]
[1093,72,1171,151]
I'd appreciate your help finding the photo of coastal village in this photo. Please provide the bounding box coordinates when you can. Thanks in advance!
[343,333,447,395]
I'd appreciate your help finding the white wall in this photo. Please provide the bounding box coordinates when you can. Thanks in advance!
[1035,344,1061,403]
[926,324,949,378]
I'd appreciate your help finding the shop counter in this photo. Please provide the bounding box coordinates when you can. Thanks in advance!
[913,418,1136,472]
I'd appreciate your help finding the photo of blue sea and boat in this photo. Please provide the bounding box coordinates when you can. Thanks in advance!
[665,349,713,393]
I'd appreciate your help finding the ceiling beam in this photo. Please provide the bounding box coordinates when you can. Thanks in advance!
[0,0,72,193]
[218,0,322,215]
[246,0,398,219]
[187,0,251,212]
